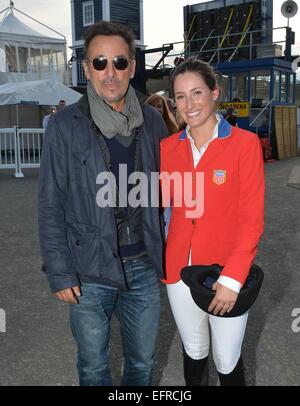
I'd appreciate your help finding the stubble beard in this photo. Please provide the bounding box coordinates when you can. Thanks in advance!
[99,77,128,105]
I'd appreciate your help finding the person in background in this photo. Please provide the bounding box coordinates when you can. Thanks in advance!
[224,106,238,127]
[166,97,177,117]
[58,99,66,110]
[38,20,168,386]
[160,57,265,386]
[59,99,66,108]
[175,109,186,131]
[166,96,187,131]
[146,93,178,135]
[42,106,57,129]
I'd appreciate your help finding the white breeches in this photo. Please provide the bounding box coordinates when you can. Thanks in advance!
[166,279,248,374]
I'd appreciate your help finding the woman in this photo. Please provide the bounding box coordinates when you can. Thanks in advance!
[146,93,178,135]
[160,58,265,386]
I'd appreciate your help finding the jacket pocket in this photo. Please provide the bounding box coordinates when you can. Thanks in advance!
[67,229,101,277]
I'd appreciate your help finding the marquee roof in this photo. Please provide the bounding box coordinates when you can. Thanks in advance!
[0,7,65,46]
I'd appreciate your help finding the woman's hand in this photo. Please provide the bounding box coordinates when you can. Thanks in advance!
[208,282,238,316]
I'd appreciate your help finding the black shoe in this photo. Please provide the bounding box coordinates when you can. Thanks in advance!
[217,357,246,386]
[182,346,209,386]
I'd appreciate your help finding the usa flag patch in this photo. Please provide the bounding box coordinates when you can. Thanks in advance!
[213,169,227,185]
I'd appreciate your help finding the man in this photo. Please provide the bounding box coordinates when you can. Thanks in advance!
[224,107,238,127]
[42,106,57,129]
[58,99,66,110]
[38,21,168,386]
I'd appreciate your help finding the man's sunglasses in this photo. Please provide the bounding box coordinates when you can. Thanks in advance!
[87,56,131,71]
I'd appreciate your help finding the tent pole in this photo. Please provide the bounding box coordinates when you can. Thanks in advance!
[12,7,66,40]
[14,126,24,178]
[0,7,10,17]
[16,104,19,127]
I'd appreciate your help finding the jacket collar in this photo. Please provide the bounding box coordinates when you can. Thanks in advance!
[76,92,91,120]
[179,114,232,141]
[176,114,232,170]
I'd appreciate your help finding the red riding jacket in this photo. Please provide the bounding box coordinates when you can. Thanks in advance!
[160,117,265,286]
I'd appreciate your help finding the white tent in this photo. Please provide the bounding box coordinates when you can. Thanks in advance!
[0,79,82,127]
[0,5,67,84]
[0,11,65,45]
[0,79,82,106]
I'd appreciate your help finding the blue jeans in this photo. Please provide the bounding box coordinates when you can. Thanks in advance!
[69,255,161,386]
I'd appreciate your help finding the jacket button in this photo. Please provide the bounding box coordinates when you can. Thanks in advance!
[75,240,80,246]
[192,219,196,225]
[83,160,87,165]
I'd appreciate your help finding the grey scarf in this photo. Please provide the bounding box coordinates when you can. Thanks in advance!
[87,81,144,138]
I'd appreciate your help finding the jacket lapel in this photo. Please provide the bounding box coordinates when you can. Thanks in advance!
[175,132,194,172]
[196,137,231,170]
[196,116,233,170]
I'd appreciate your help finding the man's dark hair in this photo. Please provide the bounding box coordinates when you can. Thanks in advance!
[170,57,217,94]
[83,20,136,59]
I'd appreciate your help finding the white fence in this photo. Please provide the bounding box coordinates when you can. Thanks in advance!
[0,127,45,177]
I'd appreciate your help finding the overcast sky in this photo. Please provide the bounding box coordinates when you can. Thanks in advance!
[0,0,299,63]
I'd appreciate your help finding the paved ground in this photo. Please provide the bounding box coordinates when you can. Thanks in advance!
[0,156,300,386]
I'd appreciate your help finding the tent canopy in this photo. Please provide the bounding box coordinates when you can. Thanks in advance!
[0,6,67,83]
[0,79,82,106]
[0,7,65,46]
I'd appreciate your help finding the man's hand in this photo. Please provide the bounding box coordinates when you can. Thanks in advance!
[208,282,238,316]
[54,286,81,304]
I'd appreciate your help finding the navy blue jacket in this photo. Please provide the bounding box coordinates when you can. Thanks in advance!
[38,93,168,293]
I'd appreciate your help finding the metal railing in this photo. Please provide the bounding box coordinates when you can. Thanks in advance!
[249,98,274,141]
[0,129,16,170]
[0,127,45,178]
[157,26,288,69]
[77,61,87,84]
